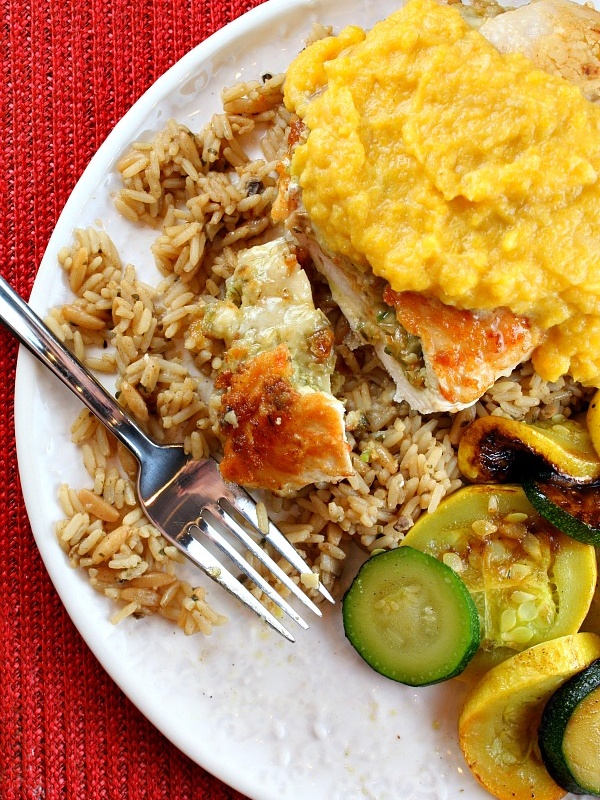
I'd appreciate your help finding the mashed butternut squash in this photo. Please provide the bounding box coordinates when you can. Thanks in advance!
[284,0,600,385]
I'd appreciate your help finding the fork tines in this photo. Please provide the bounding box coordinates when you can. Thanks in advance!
[177,494,332,642]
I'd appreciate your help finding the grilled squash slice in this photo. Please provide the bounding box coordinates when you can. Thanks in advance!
[459,633,600,800]
[587,389,600,461]
[523,479,600,546]
[402,485,596,674]
[539,658,600,796]
[458,416,600,485]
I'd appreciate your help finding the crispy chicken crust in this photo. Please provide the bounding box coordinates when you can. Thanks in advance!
[216,344,352,492]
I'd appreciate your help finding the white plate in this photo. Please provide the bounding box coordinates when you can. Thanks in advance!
[14,1,494,798]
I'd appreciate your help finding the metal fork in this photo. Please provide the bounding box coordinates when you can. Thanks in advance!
[0,274,334,641]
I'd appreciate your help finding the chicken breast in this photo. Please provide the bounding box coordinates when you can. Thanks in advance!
[288,192,539,413]
[199,237,352,493]
[479,0,600,102]
[383,289,540,407]
[214,344,352,492]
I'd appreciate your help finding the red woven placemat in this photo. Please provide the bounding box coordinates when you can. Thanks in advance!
[0,0,269,797]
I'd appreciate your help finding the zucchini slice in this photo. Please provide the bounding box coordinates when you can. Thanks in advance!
[523,479,600,546]
[539,658,600,796]
[342,546,480,686]
[459,633,600,800]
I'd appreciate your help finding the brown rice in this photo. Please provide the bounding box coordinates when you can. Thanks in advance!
[49,67,592,636]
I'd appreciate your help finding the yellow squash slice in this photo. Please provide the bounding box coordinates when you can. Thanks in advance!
[587,389,600,462]
[459,632,600,800]
[402,485,597,675]
[458,416,600,485]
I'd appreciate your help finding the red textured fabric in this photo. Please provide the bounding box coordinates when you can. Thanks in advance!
[0,0,270,797]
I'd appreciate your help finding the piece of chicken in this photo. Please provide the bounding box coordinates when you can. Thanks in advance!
[288,192,539,413]
[199,237,352,493]
[479,0,600,102]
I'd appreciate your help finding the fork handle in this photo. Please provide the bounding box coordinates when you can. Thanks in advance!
[0,273,154,464]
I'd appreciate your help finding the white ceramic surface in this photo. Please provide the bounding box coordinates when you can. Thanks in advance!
[13,1,522,797]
